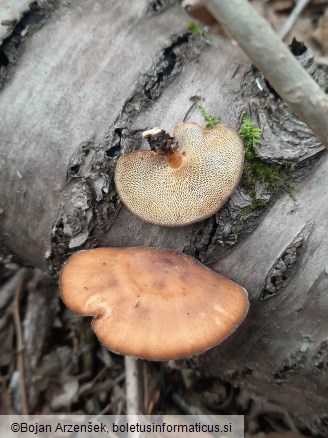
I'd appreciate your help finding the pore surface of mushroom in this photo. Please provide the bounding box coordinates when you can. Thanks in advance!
[115,122,244,226]
[60,247,249,361]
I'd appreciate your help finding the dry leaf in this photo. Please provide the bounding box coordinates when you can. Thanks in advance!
[181,0,226,35]
[312,10,328,54]
[273,0,295,13]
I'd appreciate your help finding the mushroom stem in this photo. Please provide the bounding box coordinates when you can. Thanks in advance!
[125,356,144,415]
[142,128,182,169]
[163,151,183,169]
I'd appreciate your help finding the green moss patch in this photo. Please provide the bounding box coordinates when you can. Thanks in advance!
[240,114,295,202]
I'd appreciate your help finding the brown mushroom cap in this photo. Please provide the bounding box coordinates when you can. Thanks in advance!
[114,122,244,226]
[60,247,249,361]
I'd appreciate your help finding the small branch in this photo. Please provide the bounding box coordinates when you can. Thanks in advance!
[203,0,328,149]
[172,393,205,415]
[278,0,312,40]
[12,269,29,415]
[316,56,328,66]
[183,102,197,122]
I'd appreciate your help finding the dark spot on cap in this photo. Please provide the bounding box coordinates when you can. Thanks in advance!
[107,279,118,288]
[153,280,166,290]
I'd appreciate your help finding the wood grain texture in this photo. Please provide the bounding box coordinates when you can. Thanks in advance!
[0,0,327,432]
[0,0,193,268]
[200,154,328,432]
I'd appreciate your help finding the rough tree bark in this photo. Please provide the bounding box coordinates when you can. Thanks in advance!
[204,0,328,147]
[0,0,327,434]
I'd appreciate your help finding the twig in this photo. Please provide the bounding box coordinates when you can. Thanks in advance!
[183,102,197,122]
[278,0,312,40]
[98,401,112,415]
[203,0,328,148]
[316,56,328,66]
[97,372,130,415]
[171,394,222,433]
[12,269,29,415]
[284,409,299,432]
[172,393,205,415]
[3,387,15,414]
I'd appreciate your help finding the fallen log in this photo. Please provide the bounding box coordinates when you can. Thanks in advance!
[0,0,327,434]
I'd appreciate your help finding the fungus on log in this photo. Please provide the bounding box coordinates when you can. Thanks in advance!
[0,0,328,434]
[60,247,249,361]
[115,123,244,226]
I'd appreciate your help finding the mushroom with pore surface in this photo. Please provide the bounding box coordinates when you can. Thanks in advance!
[114,122,244,227]
[60,247,249,361]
